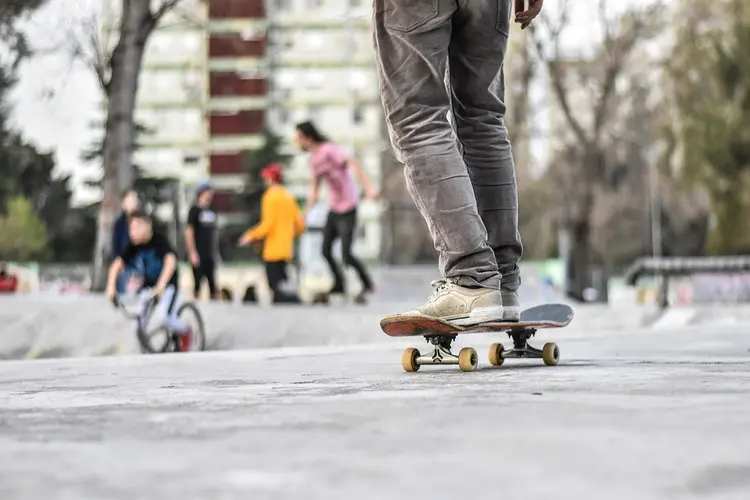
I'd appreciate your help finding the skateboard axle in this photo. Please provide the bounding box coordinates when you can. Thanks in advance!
[505,328,543,358]
[416,343,460,365]
[502,343,544,359]
[418,335,459,365]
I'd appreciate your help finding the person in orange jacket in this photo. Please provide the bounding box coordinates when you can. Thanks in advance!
[238,163,306,303]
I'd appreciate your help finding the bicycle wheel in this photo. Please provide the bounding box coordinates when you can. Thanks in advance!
[136,299,172,353]
[177,302,206,352]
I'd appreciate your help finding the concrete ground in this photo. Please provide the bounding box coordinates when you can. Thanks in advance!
[1,325,749,500]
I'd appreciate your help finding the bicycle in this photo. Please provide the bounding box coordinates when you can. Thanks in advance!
[111,290,206,354]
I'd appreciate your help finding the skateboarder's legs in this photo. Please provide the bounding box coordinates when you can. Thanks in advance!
[374,0,519,324]
[449,0,523,318]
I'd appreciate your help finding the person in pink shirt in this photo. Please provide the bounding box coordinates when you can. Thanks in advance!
[295,121,378,302]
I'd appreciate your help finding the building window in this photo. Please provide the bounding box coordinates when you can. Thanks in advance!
[183,152,201,165]
[308,106,322,120]
[278,107,290,125]
[306,34,324,49]
[306,70,325,87]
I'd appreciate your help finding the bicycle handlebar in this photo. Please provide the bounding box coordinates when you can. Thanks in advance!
[111,292,160,320]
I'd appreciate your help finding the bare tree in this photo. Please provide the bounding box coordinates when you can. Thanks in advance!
[529,0,663,299]
[65,0,188,290]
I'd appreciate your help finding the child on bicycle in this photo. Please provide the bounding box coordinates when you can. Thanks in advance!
[105,210,193,351]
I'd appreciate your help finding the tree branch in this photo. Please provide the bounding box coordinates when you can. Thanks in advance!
[138,0,186,41]
[592,5,662,141]
[64,12,112,93]
[153,0,184,21]
[532,5,591,146]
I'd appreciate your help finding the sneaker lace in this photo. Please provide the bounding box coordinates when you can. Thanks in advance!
[428,278,455,299]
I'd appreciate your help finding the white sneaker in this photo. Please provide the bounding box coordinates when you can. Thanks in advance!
[501,289,521,321]
[402,278,504,326]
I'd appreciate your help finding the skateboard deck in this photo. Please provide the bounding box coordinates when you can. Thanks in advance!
[380,303,574,373]
[380,303,574,337]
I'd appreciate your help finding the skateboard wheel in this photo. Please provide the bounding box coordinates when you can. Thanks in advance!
[458,347,478,372]
[542,342,559,366]
[401,347,421,372]
[488,343,505,366]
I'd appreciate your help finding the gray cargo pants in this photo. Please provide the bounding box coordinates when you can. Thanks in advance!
[374,0,522,291]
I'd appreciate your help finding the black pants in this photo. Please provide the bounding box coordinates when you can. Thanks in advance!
[265,261,300,304]
[322,208,373,294]
[192,257,217,298]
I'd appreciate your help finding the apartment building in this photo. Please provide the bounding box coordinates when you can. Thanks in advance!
[99,0,383,260]
[265,0,383,260]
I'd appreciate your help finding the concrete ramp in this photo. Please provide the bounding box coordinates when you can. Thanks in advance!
[2,295,749,360]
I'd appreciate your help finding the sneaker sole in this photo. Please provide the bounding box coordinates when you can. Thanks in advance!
[502,306,521,322]
[451,306,505,327]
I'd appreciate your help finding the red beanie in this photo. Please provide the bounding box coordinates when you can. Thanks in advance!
[260,163,283,183]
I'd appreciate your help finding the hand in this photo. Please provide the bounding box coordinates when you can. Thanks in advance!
[515,0,543,30]
[106,285,116,304]
[365,186,380,201]
[237,235,250,247]
[153,284,166,298]
[189,251,200,267]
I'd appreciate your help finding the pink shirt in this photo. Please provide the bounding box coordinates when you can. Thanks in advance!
[310,142,359,214]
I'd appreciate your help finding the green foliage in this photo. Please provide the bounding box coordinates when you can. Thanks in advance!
[666,0,750,253]
[0,196,48,261]
[0,19,95,263]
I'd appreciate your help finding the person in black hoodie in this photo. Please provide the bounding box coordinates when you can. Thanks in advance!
[111,188,140,294]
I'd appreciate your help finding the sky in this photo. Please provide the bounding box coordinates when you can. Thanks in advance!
[8,0,662,206]
[9,0,101,204]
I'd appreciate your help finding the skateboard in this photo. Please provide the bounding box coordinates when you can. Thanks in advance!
[380,303,574,373]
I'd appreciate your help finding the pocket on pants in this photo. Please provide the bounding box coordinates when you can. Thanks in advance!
[382,0,439,33]
[496,0,512,36]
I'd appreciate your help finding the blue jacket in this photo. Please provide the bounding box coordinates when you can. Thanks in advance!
[112,212,130,259]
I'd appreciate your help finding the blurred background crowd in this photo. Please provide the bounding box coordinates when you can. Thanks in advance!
[0,0,748,307]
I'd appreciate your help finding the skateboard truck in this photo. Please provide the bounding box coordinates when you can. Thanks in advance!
[487,327,560,366]
[509,327,542,357]
[419,335,458,364]
[401,334,479,372]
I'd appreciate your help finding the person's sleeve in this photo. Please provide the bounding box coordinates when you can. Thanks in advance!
[293,199,306,236]
[243,190,278,241]
[325,143,349,169]
[156,234,176,259]
[111,217,123,257]
[187,206,198,228]
[120,243,135,265]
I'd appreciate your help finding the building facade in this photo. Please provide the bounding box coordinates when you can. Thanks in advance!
[265,0,383,260]
[99,0,384,261]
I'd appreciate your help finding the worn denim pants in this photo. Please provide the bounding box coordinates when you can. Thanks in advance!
[374,0,522,291]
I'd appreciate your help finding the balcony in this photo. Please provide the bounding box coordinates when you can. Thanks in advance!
[210,110,265,135]
[212,190,242,213]
[210,72,267,97]
[209,34,266,58]
[209,0,265,19]
[210,153,245,175]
